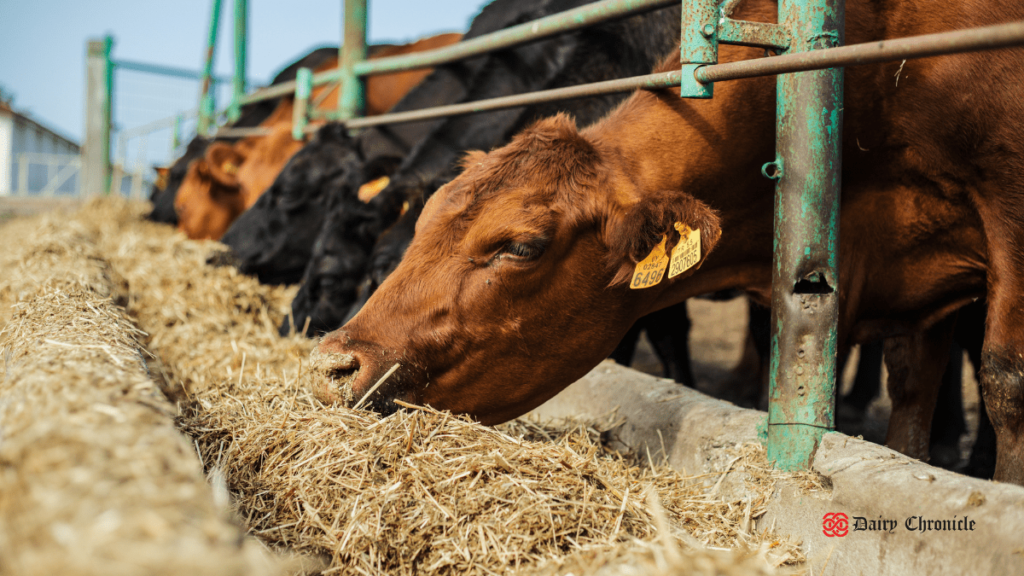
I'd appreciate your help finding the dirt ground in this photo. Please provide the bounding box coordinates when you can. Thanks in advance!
[626,296,983,471]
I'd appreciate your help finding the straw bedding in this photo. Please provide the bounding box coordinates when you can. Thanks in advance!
[1,199,819,575]
[0,214,295,575]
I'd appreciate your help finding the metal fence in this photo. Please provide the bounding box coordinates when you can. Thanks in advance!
[146,0,1024,471]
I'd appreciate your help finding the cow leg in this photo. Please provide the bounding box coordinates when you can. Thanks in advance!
[841,340,884,416]
[979,292,1024,484]
[644,302,695,387]
[883,314,957,461]
[929,342,965,469]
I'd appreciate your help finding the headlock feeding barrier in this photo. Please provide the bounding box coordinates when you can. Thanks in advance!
[89,0,1024,471]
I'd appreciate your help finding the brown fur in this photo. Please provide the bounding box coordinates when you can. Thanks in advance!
[318,0,1024,484]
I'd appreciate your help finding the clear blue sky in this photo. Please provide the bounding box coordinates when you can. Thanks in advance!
[0,0,490,143]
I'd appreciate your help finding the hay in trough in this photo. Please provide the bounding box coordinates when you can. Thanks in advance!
[0,211,299,576]
[7,198,812,575]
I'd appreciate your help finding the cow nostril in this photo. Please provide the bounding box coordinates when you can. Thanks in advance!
[309,348,362,405]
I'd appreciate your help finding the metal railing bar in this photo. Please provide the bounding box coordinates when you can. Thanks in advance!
[214,126,273,138]
[341,20,1024,129]
[113,59,238,85]
[341,71,681,128]
[351,0,679,77]
[239,0,677,106]
[697,20,1024,83]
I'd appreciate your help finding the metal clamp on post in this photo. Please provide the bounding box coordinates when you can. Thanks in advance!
[293,68,312,141]
[680,0,718,98]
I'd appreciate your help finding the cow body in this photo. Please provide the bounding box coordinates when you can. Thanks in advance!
[317,0,1024,484]
[285,0,683,334]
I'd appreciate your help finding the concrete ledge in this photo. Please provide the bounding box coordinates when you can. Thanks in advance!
[531,360,1024,575]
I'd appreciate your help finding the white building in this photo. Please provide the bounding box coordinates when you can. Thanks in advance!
[0,100,81,196]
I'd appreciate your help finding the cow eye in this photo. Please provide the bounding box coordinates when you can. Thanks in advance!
[500,241,545,261]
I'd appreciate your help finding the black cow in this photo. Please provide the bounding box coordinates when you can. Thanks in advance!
[286,0,683,335]
[220,0,551,291]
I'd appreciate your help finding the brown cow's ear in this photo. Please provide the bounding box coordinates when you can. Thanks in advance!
[153,166,170,190]
[205,142,245,188]
[459,150,487,170]
[606,190,722,287]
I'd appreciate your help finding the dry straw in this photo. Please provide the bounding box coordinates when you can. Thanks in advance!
[0,210,298,576]
[3,199,816,575]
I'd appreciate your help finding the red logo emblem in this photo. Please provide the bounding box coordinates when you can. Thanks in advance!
[823,512,849,537]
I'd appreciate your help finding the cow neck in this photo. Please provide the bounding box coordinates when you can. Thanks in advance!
[585,64,778,311]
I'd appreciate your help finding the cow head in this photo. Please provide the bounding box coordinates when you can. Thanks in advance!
[174,141,249,240]
[221,124,365,285]
[313,114,721,423]
[284,170,420,336]
[149,136,210,225]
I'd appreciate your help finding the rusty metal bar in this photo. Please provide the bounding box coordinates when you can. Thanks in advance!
[238,0,678,106]
[697,19,1024,83]
[765,0,844,471]
[351,0,678,77]
[331,20,1024,129]
[342,71,684,128]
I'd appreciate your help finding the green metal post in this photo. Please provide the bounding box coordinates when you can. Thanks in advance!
[766,0,845,470]
[228,0,247,123]
[171,114,182,153]
[679,0,717,98]
[339,0,367,121]
[102,35,114,194]
[293,68,312,140]
[198,0,223,135]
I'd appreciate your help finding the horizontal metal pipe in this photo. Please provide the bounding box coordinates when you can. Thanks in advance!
[342,71,683,128]
[344,20,1024,129]
[213,126,272,139]
[352,0,678,76]
[697,20,1024,83]
[113,59,237,84]
[238,0,676,106]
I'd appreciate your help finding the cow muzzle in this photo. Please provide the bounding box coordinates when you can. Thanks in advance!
[310,330,419,416]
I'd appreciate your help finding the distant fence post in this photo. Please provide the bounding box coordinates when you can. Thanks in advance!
[339,0,367,121]
[83,35,113,196]
[198,0,223,135]
[228,0,247,123]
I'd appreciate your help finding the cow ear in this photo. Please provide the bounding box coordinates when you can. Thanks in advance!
[459,150,487,170]
[205,142,245,188]
[606,190,722,287]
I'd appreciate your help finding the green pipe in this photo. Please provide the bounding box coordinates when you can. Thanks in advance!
[325,20,1024,129]
[102,35,114,195]
[292,67,312,140]
[198,0,223,135]
[766,0,844,471]
[352,0,678,77]
[228,0,247,123]
[113,59,234,83]
[338,0,367,121]
[679,0,717,98]
[239,0,677,106]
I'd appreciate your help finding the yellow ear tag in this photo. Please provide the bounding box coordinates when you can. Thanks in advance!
[668,222,701,278]
[222,161,238,175]
[630,235,669,290]
[358,175,390,203]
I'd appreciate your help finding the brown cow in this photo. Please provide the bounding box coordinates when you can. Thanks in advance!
[315,0,1024,484]
[175,32,462,240]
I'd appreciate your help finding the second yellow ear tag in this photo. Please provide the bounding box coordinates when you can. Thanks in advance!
[669,223,701,278]
[358,175,390,203]
[630,235,668,290]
